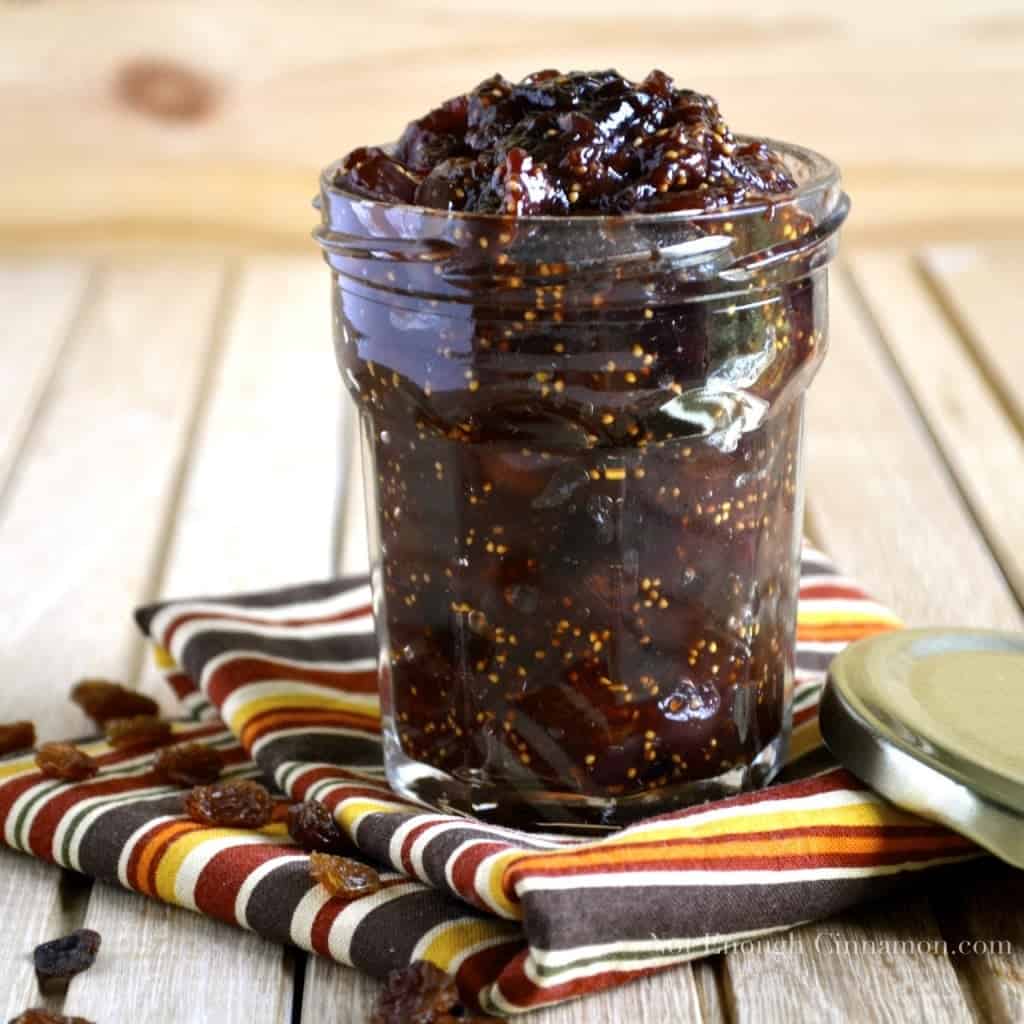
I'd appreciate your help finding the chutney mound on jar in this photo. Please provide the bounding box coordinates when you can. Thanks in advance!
[335,68,796,215]
[319,71,844,826]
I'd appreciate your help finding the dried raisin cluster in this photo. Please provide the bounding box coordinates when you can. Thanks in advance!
[184,779,276,828]
[336,69,796,215]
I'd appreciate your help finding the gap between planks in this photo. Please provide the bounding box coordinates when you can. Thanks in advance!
[781,260,1023,1024]
[846,250,1024,611]
[4,243,1023,1022]
[187,245,1024,1023]
[918,243,1024,440]
[685,269,994,1024]
[0,258,228,1018]
[0,262,94,514]
[66,255,344,1022]
[841,249,1024,1022]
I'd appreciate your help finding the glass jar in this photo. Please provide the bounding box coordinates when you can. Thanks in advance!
[315,140,847,831]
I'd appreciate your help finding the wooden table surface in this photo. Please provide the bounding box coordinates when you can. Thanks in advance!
[3,1,1024,1020]
[2,244,1023,1022]
[3,0,1024,250]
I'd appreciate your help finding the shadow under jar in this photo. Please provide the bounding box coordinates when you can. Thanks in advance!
[316,140,847,831]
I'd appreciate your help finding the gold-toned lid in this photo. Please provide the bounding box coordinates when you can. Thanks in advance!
[820,629,1024,868]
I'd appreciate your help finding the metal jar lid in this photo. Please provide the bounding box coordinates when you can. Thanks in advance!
[820,628,1024,868]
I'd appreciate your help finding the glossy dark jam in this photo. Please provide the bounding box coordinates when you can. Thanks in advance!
[336,69,796,215]
[319,69,845,829]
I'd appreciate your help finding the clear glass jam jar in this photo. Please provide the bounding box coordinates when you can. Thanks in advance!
[316,140,847,830]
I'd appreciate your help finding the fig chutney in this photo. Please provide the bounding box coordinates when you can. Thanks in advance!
[316,69,848,829]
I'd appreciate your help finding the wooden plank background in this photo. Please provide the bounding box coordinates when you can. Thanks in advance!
[2,2,1023,1021]
[2,245,1022,1022]
[2,1,1024,248]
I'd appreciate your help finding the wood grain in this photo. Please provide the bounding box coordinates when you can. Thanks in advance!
[723,899,971,1024]
[70,257,341,1020]
[920,244,1024,435]
[305,268,991,1019]
[3,232,1024,1022]
[142,256,340,595]
[0,261,225,740]
[848,250,1024,606]
[0,263,91,499]
[936,863,1024,1024]
[66,881,296,1023]
[1,2,1023,245]
[133,256,343,702]
[0,851,89,1021]
[0,259,225,1019]
[300,961,382,1024]
[864,244,1024,1024]
[720,266,1024,1024]
[692,957,729,1024]
[300,952,708,1024]
[797,268,1024,1021]
[804,273,1021,631]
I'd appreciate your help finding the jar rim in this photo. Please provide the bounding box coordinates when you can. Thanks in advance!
[318,135,842,227]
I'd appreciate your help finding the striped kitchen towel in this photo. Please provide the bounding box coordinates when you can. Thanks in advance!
[0,547,977,1017]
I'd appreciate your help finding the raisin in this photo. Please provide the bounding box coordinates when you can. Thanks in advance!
[309,852,381,899]
[0,721,36,756]
[370,961,470,1024]
[287,800,356,856]
[104,714,173,749]
[153,742,224,786]
[71,678,159,726]
[33,928,102,993]
[35,743,99,782]
[9,1011,94,1024]
[184,778,275,828]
